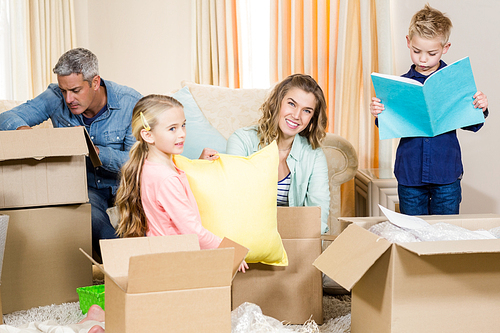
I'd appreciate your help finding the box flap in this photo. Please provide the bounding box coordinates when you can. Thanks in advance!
[321,235,337,242]
[127,248,234,293]
[398,238,500,256]
[83,128,102,167]
[79,248,125,292]
[313,224,391,290]
[218,237,249,279]
[100,234,200,280]
[0,127,91,161]
[277,207,321,239]
[339,216,385,232]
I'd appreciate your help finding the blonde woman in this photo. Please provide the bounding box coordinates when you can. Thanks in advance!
[226,74,330,233]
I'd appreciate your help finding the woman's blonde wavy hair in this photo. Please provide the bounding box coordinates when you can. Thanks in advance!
[257,74,327,150]
[115,94,183,238]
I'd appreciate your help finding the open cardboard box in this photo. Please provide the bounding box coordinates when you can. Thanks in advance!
[0,214,8,322]
[0,127,100,209]
[232,206,323,324]
[314,213,500,333]
[81,235,247,333]
[1,204,92,313]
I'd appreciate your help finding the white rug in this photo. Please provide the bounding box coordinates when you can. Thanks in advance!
[1,295,351,333]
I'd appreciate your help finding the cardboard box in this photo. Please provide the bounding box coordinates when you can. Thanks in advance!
[0,214,8,322]
[231,206,323,324]
[0,127,100,209]
[1,204,92,313]
[82,235,247,333]
[314,214,500,333]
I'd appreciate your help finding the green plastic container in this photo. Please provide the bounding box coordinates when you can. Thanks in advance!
[76,284,105,314]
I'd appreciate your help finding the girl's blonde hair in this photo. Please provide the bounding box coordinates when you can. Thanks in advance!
[115,94,183,238]
[257,74,327,150]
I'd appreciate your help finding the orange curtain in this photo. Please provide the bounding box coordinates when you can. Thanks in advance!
[270,0,338,132]
[271,0,394,216]
[193,0,242,88]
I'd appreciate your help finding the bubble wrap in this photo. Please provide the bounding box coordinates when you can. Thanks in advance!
[369,220,497,243]
[0,214,9,280]
[231,302,298,333]
[488,226,500,238]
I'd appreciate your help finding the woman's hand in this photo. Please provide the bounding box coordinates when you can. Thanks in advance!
[370,97,385,118]
[199,148,219,160]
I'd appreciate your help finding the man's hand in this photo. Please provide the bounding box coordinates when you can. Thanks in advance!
[16,126,31,130]
[473,91,488,112]
[370,97,385,118]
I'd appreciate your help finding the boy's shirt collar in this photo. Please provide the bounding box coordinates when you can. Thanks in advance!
[407,60,447,79]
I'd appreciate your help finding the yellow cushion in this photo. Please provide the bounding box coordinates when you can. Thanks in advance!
[173,141,288,266]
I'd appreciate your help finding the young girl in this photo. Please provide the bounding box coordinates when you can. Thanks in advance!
[81,94,246,332]
[115,94,223,248]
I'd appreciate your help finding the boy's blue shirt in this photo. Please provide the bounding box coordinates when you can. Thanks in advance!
[394,60,487,186]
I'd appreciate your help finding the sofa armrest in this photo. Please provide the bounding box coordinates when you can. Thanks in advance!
[322,132,358,235]
[322,133,358,186]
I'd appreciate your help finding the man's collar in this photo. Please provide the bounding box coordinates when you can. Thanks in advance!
[100,78,117,110]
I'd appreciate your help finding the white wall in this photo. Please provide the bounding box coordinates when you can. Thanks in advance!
[74,0,193,95]
[391,1,500,214]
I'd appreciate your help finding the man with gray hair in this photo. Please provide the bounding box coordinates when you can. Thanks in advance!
[0,48,142,259]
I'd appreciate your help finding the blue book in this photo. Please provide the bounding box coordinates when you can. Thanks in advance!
[372,57,484,140]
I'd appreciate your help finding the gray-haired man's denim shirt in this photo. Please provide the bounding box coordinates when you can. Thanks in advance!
[0,79,142,194]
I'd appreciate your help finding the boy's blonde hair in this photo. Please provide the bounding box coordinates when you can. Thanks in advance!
[408,4,453,46]
[115,94,183,238]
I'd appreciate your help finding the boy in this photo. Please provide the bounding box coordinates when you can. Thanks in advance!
[370,4,489,215]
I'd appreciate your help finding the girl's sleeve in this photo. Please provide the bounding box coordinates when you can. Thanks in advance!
[304,148,330,234]
[156,176,222,249]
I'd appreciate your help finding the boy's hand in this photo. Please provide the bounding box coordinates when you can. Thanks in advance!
[199,148,219,160]
[370,97,385,118]
[473,91,488,112]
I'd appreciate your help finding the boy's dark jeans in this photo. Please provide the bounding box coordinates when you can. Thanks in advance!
[398,179,461,215]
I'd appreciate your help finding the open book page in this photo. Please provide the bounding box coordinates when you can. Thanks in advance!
[372,57,485,140]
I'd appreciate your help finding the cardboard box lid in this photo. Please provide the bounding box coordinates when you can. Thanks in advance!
[100,234,201,278]
[126,248,233,293]
[313,223,391,291]
[0,127,101,167]
[82,235,247,294]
